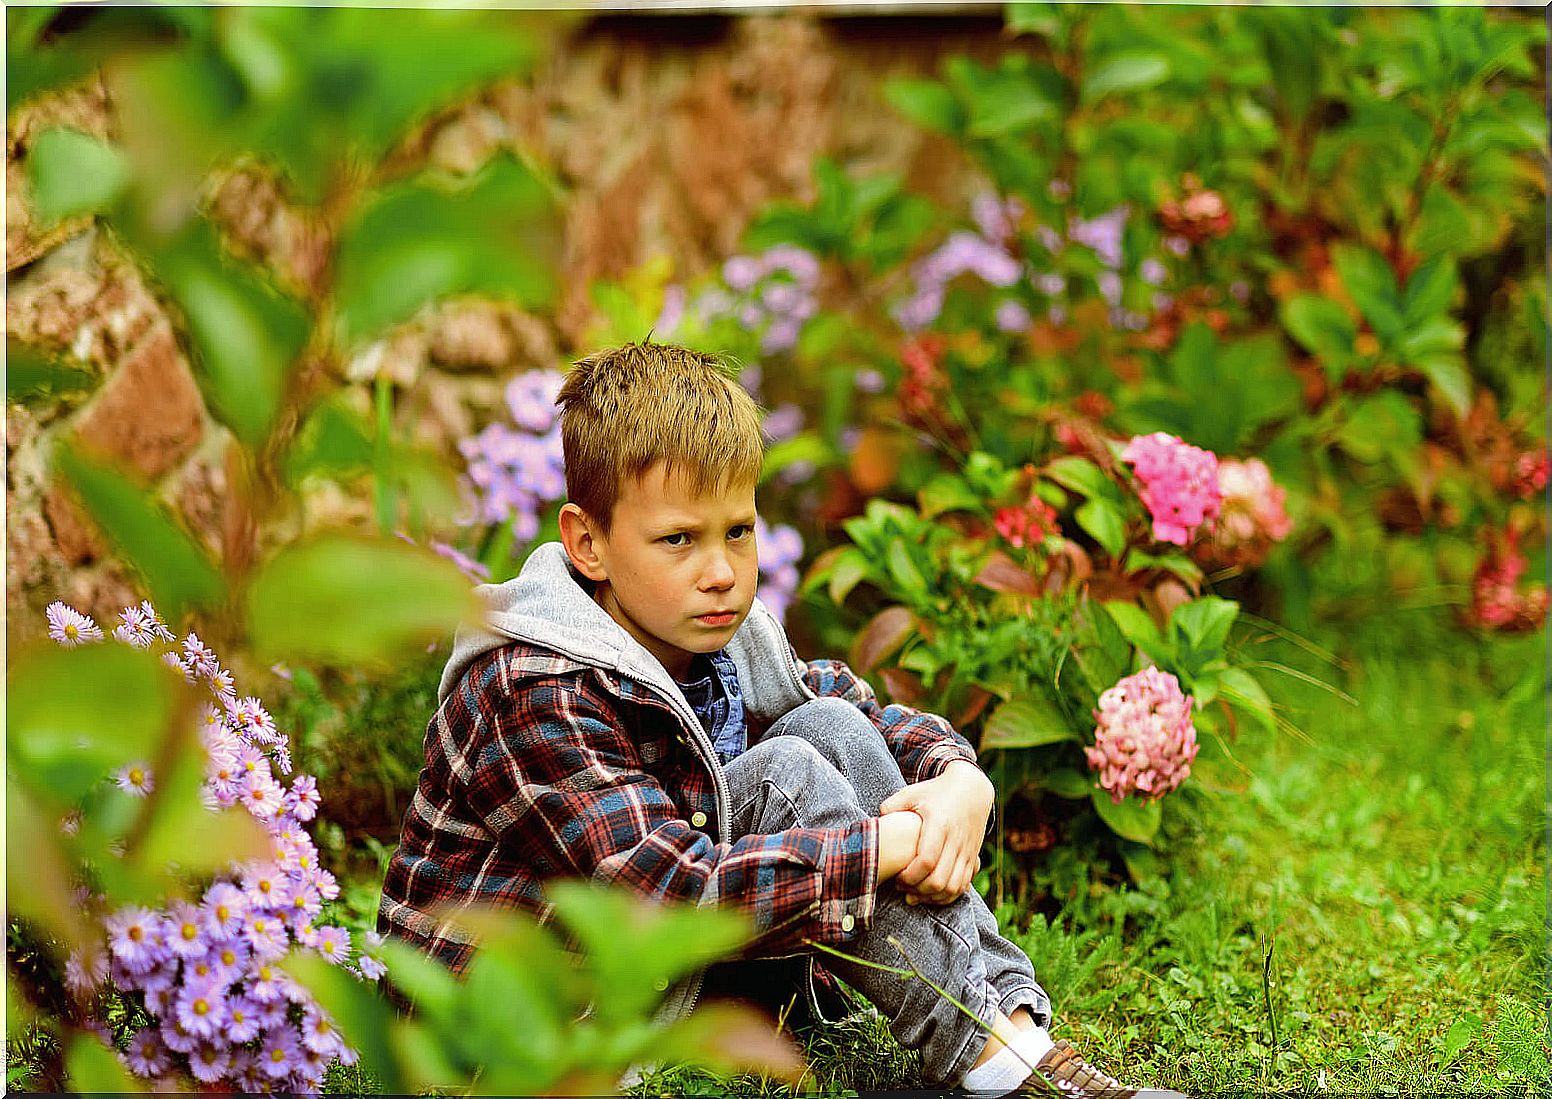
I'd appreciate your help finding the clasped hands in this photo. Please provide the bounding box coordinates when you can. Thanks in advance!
[877,759,994,906]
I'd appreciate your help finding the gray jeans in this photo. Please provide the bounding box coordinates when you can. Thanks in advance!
[717,697,1052,1087]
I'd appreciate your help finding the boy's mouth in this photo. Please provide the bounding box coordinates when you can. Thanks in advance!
[694,610,737,626]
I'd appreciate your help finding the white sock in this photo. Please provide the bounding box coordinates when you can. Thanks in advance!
[960,1023,1055,1093]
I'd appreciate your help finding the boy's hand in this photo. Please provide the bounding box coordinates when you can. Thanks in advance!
[879,760,994,905]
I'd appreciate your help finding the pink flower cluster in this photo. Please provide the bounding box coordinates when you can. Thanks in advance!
[1121,432,1222,545]
[994,495,1059,550]
[1205,457,1294,566]
[45,601,388,1093]
[1466,528,1549,633]
[1085,666,1200,804]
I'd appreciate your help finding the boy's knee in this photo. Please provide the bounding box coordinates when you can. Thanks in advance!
[771,697,890,765]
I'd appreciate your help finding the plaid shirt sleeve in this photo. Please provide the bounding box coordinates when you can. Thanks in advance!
[799,655,980,784]
[467,673,880,953]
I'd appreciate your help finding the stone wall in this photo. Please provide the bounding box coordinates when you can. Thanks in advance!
[6,12,1009,638]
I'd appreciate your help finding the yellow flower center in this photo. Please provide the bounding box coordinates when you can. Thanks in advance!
[194,999,208,1016]
[128,768,145,786]
[216,904,230,921]
[270,1049,285,1063]
[181,922,197,941]
[128,926,144,942]
[221,949,236,965]
[64,624,79,639]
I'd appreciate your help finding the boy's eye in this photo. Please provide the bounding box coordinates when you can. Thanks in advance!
[661,532,690,547]
[728,525,753,540]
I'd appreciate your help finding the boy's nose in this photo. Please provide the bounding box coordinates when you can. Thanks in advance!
[700,552,736,589]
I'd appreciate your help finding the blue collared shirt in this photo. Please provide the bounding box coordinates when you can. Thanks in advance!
[676,649,747,765]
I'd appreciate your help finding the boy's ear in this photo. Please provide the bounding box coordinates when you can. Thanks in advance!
[558,502,609,582]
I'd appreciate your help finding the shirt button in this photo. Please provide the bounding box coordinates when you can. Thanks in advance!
[840,913,856,933]
[690,811,708,828]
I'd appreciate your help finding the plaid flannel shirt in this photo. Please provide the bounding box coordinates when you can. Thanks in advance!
[379,638,979,976]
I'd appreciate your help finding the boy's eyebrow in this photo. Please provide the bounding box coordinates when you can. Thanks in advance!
[649,514,758,535]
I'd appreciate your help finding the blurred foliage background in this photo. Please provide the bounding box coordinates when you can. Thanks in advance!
[5,3,1546,1094]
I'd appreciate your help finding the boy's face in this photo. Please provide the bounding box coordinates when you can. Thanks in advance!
[561,461,759,680]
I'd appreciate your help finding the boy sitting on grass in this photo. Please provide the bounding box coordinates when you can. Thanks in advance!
[380,340,1185,1098]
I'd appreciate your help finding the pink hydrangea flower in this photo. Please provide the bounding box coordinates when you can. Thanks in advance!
[1204,456,1291,558]
[1121,432,1222,545]
[1085,666,1200,804]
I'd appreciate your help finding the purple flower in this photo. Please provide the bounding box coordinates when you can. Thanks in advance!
[300,1006,346,1055]
[64,946,108,995]
[240,770,284,819]
[761,316,803,354]
[755,517,804,570]
[139,600,175,642]
[187,1041,232,1084]
[249,961,290,1004]
[312,925,352,966]
[175,979,229,1040]
[1035,225,1064,254]
[763,403,805,443]
[855,367,885,394]
[245,913,290,963]
[738,365,763,396]
[181,633,219,679]
[1140,257,1168,286]
[105,906,165,974]
[1097,271,1123,306]
[995,300,1032,333]
[1164,234,1190,257]
[257,1024,304,1079]
[761,244,821,286]
[286,775,321,822]
[761,281,802,314]
[113,605,156,649]
[971,190,1025,248]
[205,937,252,983]
[208,667,236,701]
[430,539,492,584]
[46,602,102,647]
[159,1016,199,1055]
[892,286,944,332]
[164,900,207,959]
[1068,206,1129,268]
[1036,272,1066,297]
[504,369,564,434]
[358,954,387,981]
[113,762,154,798]
[1049,179,1072,201]
[226,994,263,1043]
[277,877,322,923]
[723,255,762,291]
[655,283,688,336]
[231,697,278,745]
[253,994,290,1030]
[122,1028,171,1078]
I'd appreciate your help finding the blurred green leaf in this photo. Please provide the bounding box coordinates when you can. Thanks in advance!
[1281,295,1356,377]
[65,1033,144,1094]
[246,535,481,667]
[1439,1011,1482,1068]
[883,78,963,136]
[652,1001,805,1083]
[981,696,1079,750]
[150,220,309,449]
[1043,456,1111,500]
[919,473,983,518]
[1169,596,1240,655]
[6,773,95,953]
[828,548,870,605]
[289,950,405,1094]
[1413,353,1472,419]
[55,444,225,619]
[1401,256,1459,324]
[283,395,375,485]
[1090,788,1162,845]
[130,747,270,888]
[1083,52,1170,101]
[452,912,577,1081]
[1076,498,1126,559]
[1218,667,1276,735]
[6,340,96,405]
[335,154,558,346]
[1337,391,1424,464]
[1331,244,1404,343]
[7,642,174,808]
[26,127,130,224]
[1042,767,1094,800]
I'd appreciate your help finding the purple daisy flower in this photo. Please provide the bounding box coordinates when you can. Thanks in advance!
[358,954,387,981]
[175,978,229,1040]
[249,961,290,1004]
[253,993,290,1030]
[159,1016,198,1054]
[64,946,109,995]
[226,994,263,1043]
[181,633,219,678]
[113,605,156,649]
[187,1041,232,1085]
[312,926,351,967]
[723,255,762,291]
[257,1024,304,1079]
[277,877,322,922]
[201,881,248,939]
[161,650,195,682]
[286,775,321,822]
[113,762,155,798]
[245,913,290,963]
[164,900,207,959]
[206,937,252,983]
[46,602,102,647]
[105,905,164,974]
[122,1028,171,1078]
[139,600,175,642]
[299,1006,345,1055]
[208,667,237,702]
[239,770,284,819]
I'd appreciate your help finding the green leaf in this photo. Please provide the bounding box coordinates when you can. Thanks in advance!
[882,78,963,136]
[761,433,830,486]
[130,748,270,888]
[1042,768,1094,800]
[289,950,405,1094]
[1043,456,1111,500]
[1218,667,1276,735]
[27,127,130,224]
[1439,1012,1482,1068]
[1331,244,1404,342]
[1337,391,1425,464]
[335,154,558,346]
[246,535,481,667]
[919,473,983,518]
[1401,256,1459,325]
[284,395,375,485]
[1076,498,1126,559]
[55,445,224,620]
[1083,53,1170,101]
[1103,600,1165,655]
[65,1034,144,1094]
[1414,354,1473,419]
[1123,549,1203,585]
[1168,596,1240,655]
[885,540,929,597]
[980,697,1080,750]
[6,340,96,405]
[1090,788,1162,845]
[828,549,870,605]
[1281,295,1356,374]
[152,221,309,449]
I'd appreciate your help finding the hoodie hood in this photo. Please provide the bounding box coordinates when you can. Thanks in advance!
[437,541,814,726]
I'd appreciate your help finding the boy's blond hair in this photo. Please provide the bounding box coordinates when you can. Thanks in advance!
[556,340,765,534]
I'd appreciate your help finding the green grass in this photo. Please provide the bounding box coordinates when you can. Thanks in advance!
[631,610,1548,1095]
